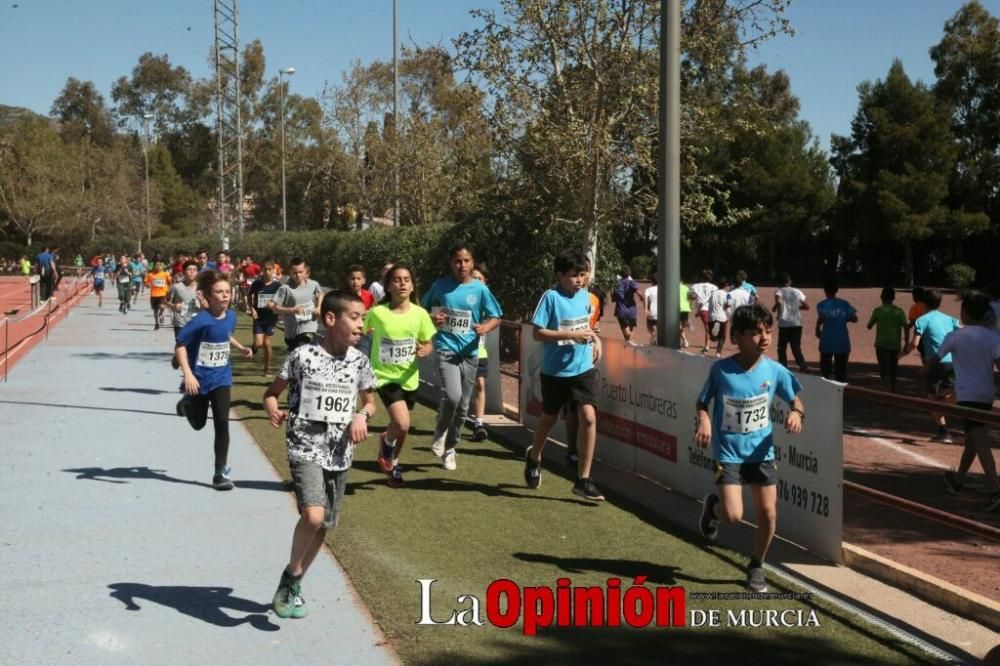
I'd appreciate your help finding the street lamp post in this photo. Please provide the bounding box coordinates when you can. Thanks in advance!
[279,66,296,232]
[142,113,154,244]
[393,0,400,227]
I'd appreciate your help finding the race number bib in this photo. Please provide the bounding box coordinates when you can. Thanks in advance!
[379,337,416,365]
[722,393,769,434]
[186,299,200,317]
[256,292,276,309]
[117,275,130,284]
[557,316,591,346]
[435,307,473,334]
[295,303,314,323]
[298,379,354,424]
[152,278,166,288]
[197,341,230,368]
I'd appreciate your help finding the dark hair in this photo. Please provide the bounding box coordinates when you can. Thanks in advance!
[346,264,365,276]
[380,263,418,304]
[730,304,773,335]
[473,262,489,280]
[196,269,228,295]
[736,270,748,282]
[649,275,657,286]
[912,286,926,302]
[923,288,942,310]
[960,290,991,321]
[823,277,839,295]
[448,242,473,258]
[880,286,895,302]
[288,257,307,268]
[182,259,198,270]
[621,266,632,277]
[700,268,713,282]
[555,250,588,275]
[320,289,363,319]
[777,272,791,285]
[716,275,730,287]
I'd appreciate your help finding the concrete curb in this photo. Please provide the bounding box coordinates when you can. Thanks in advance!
[842,542,1000,632]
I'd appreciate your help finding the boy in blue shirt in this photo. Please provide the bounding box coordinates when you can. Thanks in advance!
[523,250,605,501]
[91,262,106,308]
[696,304,805,592]
[906,288,960,443]
[815,277,857,382]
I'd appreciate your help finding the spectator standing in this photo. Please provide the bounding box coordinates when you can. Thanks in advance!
[773,272,809,373]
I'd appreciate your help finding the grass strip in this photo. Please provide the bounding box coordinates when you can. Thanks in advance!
[228,314,943,665]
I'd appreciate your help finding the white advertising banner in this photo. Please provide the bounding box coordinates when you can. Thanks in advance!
[519,324,844,564]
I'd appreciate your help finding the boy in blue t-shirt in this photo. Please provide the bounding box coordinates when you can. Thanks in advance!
[906,287,961,443]
[696,304,805,592]
[814,277,857,382]
[523,250,605,501]
[91,262,106,308]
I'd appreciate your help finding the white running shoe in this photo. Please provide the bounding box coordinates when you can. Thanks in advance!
[442,449,457,471]
[431,433,446,458]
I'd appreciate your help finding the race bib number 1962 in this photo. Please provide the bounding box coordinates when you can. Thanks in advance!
[722,393,769,434]
[298,379,354,424]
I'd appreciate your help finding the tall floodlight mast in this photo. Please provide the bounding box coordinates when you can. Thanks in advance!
[214,0,245,248]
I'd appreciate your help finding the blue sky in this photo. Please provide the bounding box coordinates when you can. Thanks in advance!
[2,0,998,151]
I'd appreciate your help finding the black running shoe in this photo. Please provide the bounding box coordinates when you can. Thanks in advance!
[473,422,487,442]
[212,465,234,491]
[699,492,720,541]
[943,471,963,496]
[746,565,767,592]
[572,477,605,502]
[524,448,541,489]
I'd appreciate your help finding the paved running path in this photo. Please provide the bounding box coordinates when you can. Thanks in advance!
[0,295,396,665]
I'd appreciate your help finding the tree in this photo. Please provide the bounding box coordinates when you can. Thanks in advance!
[454,0,792,268]
[0,116,75,246]
[51,78,115,146]
[831,60,986,285]
[111,53,196,135]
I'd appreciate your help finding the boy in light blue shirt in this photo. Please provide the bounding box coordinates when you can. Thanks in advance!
[906,288,960,442]
[524,250,604,501]
[815,277,857,382]
[696,304,804,593]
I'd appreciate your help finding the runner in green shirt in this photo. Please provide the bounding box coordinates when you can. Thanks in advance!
[866,287,909,392]
[364,263,437,487]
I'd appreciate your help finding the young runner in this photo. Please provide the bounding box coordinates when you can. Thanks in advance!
[367,262,394,304]
[867,287,909,392]
[734,270,758,303]
[773,273,809,372]
[679,280,691,348]
[264,290,376,618]
[167,260,201,340]
[689,269,717,353]
[469,263,492,441]
[114,257,133,314]
[175,270,253,490]
[144,261,172,330]
[129,255,144,305]
[645,276,658,344]
[696,304,805,592]
[365,264,436,486]
[564,257,604,466]
[707,276,733,357]
[523,250,605,500]
[906,288,960,443]
[346,264,376,310]
[247,260,282,376]
[815,278,858,382]
[907,287,929,360]
[269,258,323,351]
[421,243,503,470]
[930,290,1000,512]
[91,261,106,307]
[611,267,640,343]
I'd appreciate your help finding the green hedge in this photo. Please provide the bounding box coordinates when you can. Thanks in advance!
[143,214,621,321]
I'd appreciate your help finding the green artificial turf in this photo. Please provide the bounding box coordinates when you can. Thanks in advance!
[228,314,944,666]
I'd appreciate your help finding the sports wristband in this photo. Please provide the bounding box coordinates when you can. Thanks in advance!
[791,408,805,421]
[355,409,371,421]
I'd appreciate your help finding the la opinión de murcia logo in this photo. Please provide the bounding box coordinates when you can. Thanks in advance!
[416,578,820,634]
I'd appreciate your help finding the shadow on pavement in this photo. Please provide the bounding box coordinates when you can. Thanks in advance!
[107,583,279,631]
[62,466,214,488]
[99,387,172,395]
[72,351,172,362]
[0,399,176,418]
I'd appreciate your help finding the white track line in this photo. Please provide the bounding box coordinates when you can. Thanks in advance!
[844,424,948,470]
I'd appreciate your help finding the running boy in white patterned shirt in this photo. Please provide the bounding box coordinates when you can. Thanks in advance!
[263,290,377,619]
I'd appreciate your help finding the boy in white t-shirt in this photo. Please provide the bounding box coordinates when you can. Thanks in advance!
[645,276,658,344]
[689,269,717,354]
[929,290,1000,512]
[772,272,810,372]
[707,276,733,357]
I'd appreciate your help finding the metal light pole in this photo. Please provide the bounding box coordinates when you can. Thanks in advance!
[279,66,295,232]
[657,0,681,348]
[142,113,154,244]
[393,0,400,227]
